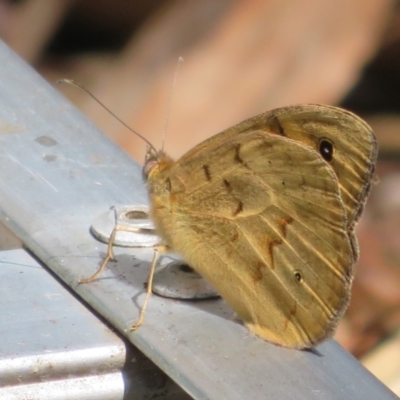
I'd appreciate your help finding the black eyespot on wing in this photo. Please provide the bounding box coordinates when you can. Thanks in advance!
[294,271,303,283]
[319,139,333,162]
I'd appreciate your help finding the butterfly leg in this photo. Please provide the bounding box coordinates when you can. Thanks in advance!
[79,224,141,284]
[131,245,168,330]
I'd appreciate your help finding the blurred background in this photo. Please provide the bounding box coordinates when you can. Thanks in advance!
[1,0,400,393]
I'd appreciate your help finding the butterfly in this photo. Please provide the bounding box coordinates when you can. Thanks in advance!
[83,103,377,349]
[142,104,377,349]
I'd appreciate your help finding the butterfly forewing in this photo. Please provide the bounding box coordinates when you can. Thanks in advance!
[183,105,377,234]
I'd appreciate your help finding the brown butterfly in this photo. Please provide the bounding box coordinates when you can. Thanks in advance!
[141,105,377,349]
[80,103,377,349]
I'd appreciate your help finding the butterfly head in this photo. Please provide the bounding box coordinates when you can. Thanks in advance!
[143,146,159,181]
[143,146,174,184]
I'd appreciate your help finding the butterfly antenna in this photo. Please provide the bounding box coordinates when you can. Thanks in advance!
[161,57,184,152]
[57,79,157,154]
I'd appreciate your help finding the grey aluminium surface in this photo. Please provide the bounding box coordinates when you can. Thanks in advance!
[0,248,190,399]
[0,39,397,399]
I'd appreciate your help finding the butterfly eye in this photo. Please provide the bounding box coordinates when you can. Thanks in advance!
[294,271,303,283]
[318,139,334,162]
[142,160,158,181]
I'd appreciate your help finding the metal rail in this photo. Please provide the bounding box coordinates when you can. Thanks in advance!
[0,39,397,399]
[0,248,189,399]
